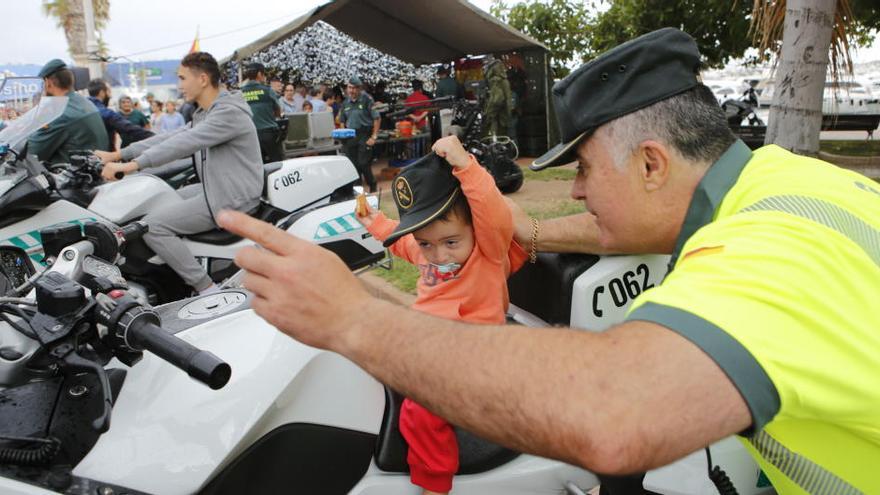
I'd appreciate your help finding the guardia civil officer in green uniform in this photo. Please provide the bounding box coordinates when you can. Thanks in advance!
[240,62,282,163]
[339,76,379,192]
[217,29,879,495]
[434,65,460,100]
[28,59,108,163]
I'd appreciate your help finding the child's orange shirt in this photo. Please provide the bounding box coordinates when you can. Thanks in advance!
[366,155,527,324]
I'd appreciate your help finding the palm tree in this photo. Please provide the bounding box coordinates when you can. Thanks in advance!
[42,0,111,68]
[750,0,857,156]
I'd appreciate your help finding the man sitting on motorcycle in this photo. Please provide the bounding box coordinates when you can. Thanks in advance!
[95,52,263,295]
[28,58,109,164]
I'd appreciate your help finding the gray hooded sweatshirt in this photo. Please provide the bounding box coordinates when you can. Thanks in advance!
[120,90,263,215]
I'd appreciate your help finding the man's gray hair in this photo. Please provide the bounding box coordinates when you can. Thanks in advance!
[599,84,736,169]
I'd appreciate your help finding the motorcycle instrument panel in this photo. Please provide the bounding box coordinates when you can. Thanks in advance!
[0,246,35,294]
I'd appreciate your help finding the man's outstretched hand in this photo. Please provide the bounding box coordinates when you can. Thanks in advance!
[216,210,372,352]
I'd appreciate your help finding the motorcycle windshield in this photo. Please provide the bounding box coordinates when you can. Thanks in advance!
[0,162,27,197]
[0,96,68,152]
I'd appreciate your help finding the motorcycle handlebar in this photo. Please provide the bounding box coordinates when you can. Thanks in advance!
[119,221,148,244]
[93,162,124,180]
[126,318,231,390]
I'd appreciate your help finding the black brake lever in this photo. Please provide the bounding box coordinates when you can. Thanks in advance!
[51,343,113,433]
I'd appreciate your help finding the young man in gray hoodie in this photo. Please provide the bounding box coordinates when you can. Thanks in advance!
[96,52,263,294]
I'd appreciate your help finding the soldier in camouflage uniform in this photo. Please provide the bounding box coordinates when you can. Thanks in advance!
[482,57,512,138]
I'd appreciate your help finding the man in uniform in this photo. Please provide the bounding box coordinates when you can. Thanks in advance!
[219,28,879,494]
[482,56,512,137]
[28,59,109,163]
[339,76,379,192]
[434,65,460,100]
[240,62,282,163]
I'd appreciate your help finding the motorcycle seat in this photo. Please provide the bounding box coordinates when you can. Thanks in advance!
[507,252,600,326]
[185,202,285,245]
[374,387,520,474]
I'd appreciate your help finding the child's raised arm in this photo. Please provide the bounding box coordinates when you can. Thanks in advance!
[433,136,513,261]
[355,201,421,264]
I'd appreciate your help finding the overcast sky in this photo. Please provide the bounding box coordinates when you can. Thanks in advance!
[2,0,493,65]
[2,0,878,66]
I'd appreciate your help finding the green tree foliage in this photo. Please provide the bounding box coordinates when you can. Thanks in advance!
[490,0,592,78]
[491,0,879,75]
[846,0,880,48]
[591,0,879,68]
[589,1,755,68]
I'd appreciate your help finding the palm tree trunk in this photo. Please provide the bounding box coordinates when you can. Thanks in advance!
[64,0,89,68]
[764,0,836,156]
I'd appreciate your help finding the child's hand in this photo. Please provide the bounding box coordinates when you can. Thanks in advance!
[354,194,378,227]
[432,135,470,169]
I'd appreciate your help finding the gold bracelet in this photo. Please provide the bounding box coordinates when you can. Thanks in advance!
[529,217,539,264]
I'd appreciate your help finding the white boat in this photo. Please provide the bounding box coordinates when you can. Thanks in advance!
[757,79,880,115]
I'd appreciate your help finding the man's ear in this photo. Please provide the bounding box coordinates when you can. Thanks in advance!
[637,140,671,192]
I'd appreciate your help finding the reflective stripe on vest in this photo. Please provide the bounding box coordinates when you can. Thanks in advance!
[741,195,880,268]
[740,193,875,493]
[749,430,863,495]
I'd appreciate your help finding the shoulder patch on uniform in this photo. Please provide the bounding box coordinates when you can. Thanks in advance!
[682,245,724,262]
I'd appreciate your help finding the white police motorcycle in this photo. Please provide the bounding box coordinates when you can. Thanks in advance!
[0,97,386,304]
[0,212,770,494]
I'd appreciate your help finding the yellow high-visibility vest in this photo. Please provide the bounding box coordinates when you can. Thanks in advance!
[628,140,880,494]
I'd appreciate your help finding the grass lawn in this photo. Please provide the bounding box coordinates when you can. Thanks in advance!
[525,199,585,220]
[374,256,421,294]
[522,166,577,182]
[819,140,880,157]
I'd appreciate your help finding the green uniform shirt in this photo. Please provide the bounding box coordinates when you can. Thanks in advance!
[240,81,280,131]
[627,140,880,494]
[339,93,379,131]
[435,77,458,99]
[27,91,109,164]
[124,109,149,128]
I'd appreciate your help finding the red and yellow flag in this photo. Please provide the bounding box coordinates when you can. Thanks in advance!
[188,27,200,53]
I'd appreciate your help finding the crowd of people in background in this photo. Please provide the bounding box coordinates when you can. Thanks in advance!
[275,80,343,117]
[0,60,467,154]
[253,69,463,128]
[0,107,20,122]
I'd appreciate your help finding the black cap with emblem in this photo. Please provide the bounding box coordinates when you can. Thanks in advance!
[244,62,266,74]
[383,152,461,248]
[38,59,68,79]
[532,28,703,171]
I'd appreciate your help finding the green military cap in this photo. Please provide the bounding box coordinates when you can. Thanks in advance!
[532,28,702,170]
[245,62,266,74]
[384,152,461,248]
[349,75,363,87]
[38,58,68,79]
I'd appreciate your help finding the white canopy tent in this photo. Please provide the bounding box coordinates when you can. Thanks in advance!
[223,0,547,65]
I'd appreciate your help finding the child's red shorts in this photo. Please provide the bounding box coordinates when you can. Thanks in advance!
[400,398,459,492]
